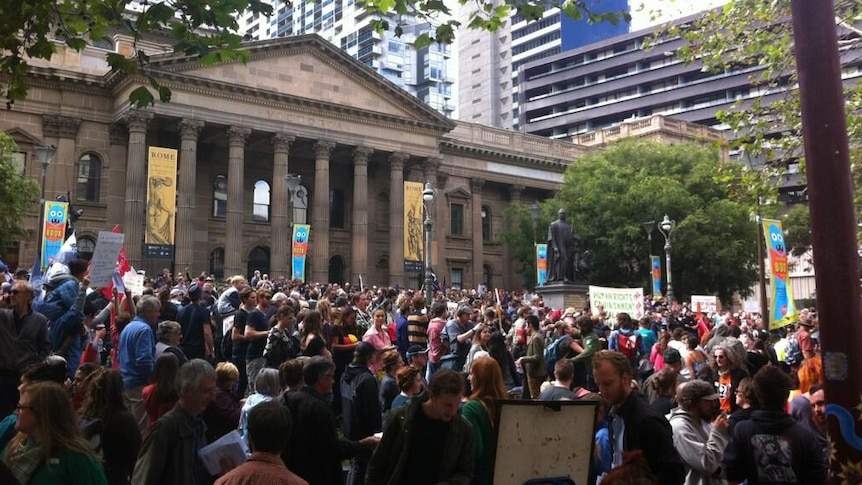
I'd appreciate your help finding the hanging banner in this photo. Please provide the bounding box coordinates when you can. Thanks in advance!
[650,255,662,296]
[292,224,311,282]
[144,146,178,260]
[762,218,797,330]
[41,201,69,269]
[589,285,645,320]
[536,244,548,286]
[404,181,424,272]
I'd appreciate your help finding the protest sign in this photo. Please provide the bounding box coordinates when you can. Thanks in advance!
[89,231,125,287]
[122,272,145,297]
[589,285,644,319]
[691,295,718,314]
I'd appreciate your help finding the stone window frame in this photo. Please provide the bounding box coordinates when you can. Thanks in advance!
[75,152,103,203]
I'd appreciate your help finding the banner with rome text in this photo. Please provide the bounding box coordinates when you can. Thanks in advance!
[144,146,178,260]
[404,181,424,272]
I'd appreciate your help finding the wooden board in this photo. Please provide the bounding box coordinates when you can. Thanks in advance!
[492,399,598,485]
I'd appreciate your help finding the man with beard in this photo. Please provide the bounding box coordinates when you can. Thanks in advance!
[668,380,730,484]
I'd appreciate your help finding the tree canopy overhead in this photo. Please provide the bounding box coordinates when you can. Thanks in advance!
[0,0,629,109]
[0,133,41,252]
[545,139,758,303]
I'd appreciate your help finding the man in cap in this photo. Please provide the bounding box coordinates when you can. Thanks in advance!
[406,344,429,388]
[668,380,729,484]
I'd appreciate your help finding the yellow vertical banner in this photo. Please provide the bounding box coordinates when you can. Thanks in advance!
[145,147,178,259]
[404,181,424,268]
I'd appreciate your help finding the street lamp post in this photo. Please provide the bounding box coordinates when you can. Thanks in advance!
[285,174,301,279]
[642,220,655,292]
[658,214,676,305]
[34,145,56,268]
[422,182,435,305]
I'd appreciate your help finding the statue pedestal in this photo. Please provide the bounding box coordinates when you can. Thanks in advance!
[537,282,589,312]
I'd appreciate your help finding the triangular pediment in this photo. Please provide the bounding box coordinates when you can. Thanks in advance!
[147,35,453,130]
[446,187,472,201]
[4,127,42,146]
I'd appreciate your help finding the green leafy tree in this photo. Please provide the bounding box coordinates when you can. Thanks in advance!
[1,1,629,108]
[551,139,758,303]
[0,133,41,252]
[653,0,862,236]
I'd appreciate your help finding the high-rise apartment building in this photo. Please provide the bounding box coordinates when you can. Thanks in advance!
[458,0,630,129]
[238,0,454,117]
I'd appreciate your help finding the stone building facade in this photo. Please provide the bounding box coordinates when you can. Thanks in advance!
[3,34,592,289]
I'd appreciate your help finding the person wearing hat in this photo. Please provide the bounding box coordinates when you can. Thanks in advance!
[668,380,729,485]
[405,344,429,387]
[795,317,816,361]
[341,341,382,485]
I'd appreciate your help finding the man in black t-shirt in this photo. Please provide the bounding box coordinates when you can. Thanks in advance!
[366,369,475,485]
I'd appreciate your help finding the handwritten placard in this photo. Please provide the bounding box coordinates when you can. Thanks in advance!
[89,231,125,287]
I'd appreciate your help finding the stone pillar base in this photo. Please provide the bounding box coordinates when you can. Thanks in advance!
[538,282,589,312]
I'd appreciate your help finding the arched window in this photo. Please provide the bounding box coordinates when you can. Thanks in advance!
[213,175,227,218]
[329,256,346,285]
[210,248,225,278]
[90,36,114,50]
[248,246,270,277]
[76,154,101,202]
[253,180,270,222]
[330,189,345,228]
[77,237,96,261]
[481,205,492,241]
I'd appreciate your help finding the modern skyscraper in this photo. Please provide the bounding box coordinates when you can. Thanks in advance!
[458,0,630,129]
[239,0,454,117]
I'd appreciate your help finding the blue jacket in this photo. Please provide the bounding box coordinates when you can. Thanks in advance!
[35,276,79,323]
[119,318,155,389]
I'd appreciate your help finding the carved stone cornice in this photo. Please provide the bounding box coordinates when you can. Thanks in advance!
[42,115,81,139]
[314,140,335,159]
[272,133,295,153]
[389,152,409,170]
[423,156,442,175]
[108,124,128,146]
[353,147,373,165]
[124,110,153,133]
[439,140,568,172]
[178,118,204,140]
[470,178,485,194]
[227,127,251,146]
[437,172,449,189]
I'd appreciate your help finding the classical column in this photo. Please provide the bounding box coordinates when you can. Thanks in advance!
[388,152,408,287]
[123,110,153,267]
[422,157,441,269]
[175,118,204,276]
[471,178,486,288]
[271,134,295,279]
[311,140,335,283]
[42,115,81,201]
[505,184,526,288]
[436,172,449,277]
[224,127,250,277]
[351,147,373,284]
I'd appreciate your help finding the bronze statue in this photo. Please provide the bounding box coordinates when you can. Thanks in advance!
[545,208,590,284]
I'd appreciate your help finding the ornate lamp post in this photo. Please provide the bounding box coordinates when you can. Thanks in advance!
[34,144,56,268]
[285,174,301,221]
[658,214,676,305]
[422,182,435,304]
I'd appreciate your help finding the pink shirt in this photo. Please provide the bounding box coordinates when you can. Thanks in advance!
[427,317,448,365]
[363,326,391,373]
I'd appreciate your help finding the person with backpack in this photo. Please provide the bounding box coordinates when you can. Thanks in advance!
[443,306,482,372]
[609,313,641,373]
[543,320,574,380]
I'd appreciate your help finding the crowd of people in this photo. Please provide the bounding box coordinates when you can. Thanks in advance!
[0,260,829,484]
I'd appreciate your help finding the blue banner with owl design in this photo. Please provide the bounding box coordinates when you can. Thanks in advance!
[41,201,68,269]
[761,218,797,330]
[292,224,310,282]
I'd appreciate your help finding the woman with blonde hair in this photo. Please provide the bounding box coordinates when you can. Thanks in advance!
[3,381,107,484]
[462,357,507,485]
